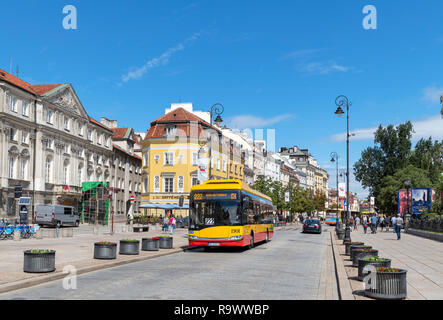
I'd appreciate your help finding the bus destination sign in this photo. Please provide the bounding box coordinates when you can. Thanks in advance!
[193,192,238,201]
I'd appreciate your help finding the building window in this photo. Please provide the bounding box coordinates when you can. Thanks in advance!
[22,132,28,144]
[153,176,160,193]
[217,158,221,171]
[165,126,177,137]
[97,134,102,145]
[9,96,18,112]
[192,153,198,166]
[78,165,83,187]
[87,129,92,141]
[78,122,83,136]
[45,157,52,183]
[46,109,53,124]
[63,160,69,185]
[164,152,174,166]
[143,153,148,167]
[9,157,15,179]
[45,139,53,149]
[9,128,17,142]
[223,160,227,172]
[22,101,28,116]
[191,177,199,186]
[143,177,148,193]
[177,175,184,193]
[64,116,70,131]
[163,177,174,193]
[20,159,27,180]
[105,137,109,147]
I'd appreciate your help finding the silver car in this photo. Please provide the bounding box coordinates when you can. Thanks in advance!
[35,205,80,227]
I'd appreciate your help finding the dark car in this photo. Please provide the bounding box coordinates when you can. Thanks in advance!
[176,216,189,228]
[303,219,322,234]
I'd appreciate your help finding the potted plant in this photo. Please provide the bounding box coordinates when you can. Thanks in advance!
[23,249,56,273]
[364,267,407,300]
[119,239,140,255]
[352,248,379,266]
[159,235,173,249]
[358,256,392,281]
[345,242,364,255]
[94,241,117,259]
[142,237,160,251]
[350,245,372,262]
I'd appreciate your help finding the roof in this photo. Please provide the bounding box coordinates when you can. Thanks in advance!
[112,144,142,160]
[111,127,130,139]
[89,117,114,132]
[30,84,64,95]
[0,69,37,95]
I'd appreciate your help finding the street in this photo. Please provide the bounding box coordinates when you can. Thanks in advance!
[0,226,338,300]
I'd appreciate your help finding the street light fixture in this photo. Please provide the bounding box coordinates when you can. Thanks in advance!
[330,152,340,230]
[404,179,411,221]
[207,103,225,180]
[334,95,352,244]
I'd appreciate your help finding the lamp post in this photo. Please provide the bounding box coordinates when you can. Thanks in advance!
[334,95,352,243]
[330,152,339,230]
[208,103,224,180]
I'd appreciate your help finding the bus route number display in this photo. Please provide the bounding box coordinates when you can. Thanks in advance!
[193,192,237,201]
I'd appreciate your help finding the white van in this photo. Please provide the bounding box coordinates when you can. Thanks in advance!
[35,205,80,227]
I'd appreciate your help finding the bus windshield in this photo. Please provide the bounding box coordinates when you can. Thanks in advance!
[190,200,242,228]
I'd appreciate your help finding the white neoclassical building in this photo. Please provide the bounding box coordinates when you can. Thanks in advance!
[0,69,113,222]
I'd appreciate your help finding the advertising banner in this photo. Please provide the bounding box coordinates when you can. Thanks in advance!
[411,188,433,215]
[398,189,411,215]
[338,183,346,197]
[197,158,209,183]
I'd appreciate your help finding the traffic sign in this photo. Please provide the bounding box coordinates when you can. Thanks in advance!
[130,196,135,203]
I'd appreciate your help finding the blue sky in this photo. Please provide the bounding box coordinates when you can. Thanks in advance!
[2,0,443,199]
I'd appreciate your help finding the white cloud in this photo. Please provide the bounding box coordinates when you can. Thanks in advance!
[329,114,443,142]
[281,48,324,60]
[422,86,443,104]
[227,114,292,129]
[299,61,350,75]
[120,32,202,83]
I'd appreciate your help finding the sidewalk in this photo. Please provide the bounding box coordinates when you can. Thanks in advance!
[0,224,189,294]
[332,226,443,300]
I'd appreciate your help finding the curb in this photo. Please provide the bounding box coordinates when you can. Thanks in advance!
[330,231,355,300]
[0,245,193,295]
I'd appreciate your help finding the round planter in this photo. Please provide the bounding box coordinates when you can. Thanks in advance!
[358,258,392,281]
[23,250,56,273]
[119,240,140,255]
[142,237,160,251]
[350,245,372,262]
[352,249,379,266]
[345,242,364,255]
[94,243,117,259]
[365,268,407,300]
[159,236,173,249]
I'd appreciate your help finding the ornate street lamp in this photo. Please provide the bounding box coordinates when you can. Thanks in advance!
[207,103,224,179]
[334,95,352,244]
[330,152,340,230]
[404,179,411,221]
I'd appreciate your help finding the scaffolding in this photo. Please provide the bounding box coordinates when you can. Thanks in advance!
[81,182,110,225]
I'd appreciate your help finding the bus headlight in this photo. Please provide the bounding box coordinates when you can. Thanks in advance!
[229,235,243,240]
[189,235,198,240]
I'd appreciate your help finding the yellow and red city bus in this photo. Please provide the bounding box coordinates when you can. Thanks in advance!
[188,179,274,248]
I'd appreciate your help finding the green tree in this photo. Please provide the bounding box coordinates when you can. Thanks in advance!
[378,165,433,214]
[410,138,443,185]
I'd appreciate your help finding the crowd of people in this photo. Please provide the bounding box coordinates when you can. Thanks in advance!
[162,210,177,235]
[348,213,405,240]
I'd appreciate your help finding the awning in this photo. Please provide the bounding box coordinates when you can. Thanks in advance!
[139,203,189,210]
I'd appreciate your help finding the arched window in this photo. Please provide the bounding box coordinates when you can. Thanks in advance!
[20,159,28,180]
[9,156,15,179]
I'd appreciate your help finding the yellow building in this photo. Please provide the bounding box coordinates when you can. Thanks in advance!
[140,107,243,217]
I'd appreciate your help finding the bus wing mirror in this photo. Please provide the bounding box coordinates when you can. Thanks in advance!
[243,197,250,208]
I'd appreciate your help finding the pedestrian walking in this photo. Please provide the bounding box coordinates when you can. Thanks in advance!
[394,213,404,240]
[355,216,360,230]
[370,214,377,234]
[349,216,354,231]
[363,220,368,234]
[170,214,176,235]
[391,215,397,233]
[380,216,385,232]
[163,215,169,233]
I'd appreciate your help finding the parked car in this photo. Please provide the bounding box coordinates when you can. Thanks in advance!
[302,219,322,234]
[35,205,80,227]
[176,216,189,228]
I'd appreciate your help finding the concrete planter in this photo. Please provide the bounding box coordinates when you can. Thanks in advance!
[159,236,173,249]
[358,258,391,281]
[350,245,372,262]
[365,268,407,300]
[94,242,117,259]
[119,240,140,255]
[142,237,160,251]
[23,250,56,273]
[352,249,379,266]
[345,242,364,255]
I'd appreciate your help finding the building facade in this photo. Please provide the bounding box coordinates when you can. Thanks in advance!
[0,69,113,222]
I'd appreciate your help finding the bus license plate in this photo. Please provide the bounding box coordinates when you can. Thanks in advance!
[208,242,220,246]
